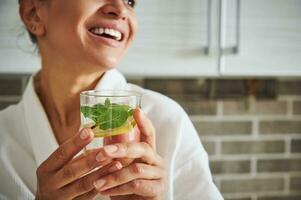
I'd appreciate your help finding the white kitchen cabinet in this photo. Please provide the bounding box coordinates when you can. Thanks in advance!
[0,0,300,77]
[220,0,301,76]
[0,0,219,76]
[119,0,220,77]
[0,0,40,74]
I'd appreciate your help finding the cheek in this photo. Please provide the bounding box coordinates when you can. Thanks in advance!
[128,15,138,43]
[47,2,87,46]
[47,18,73,49]
[115,15,137,59]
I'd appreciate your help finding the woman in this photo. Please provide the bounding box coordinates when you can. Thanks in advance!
[0,0,223,199]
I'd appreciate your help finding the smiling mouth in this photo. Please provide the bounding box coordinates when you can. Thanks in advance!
[89,27,123,41]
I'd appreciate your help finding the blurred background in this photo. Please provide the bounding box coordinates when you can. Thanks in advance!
[0,0,301,199]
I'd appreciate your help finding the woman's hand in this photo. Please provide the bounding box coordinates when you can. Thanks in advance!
[35,128,122,200]
[94,108,166,200]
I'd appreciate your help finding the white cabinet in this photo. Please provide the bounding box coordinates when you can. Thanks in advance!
[0,0,40,74]
[119,0,220,77]
[0,0,300,77]
[220,0,301,76]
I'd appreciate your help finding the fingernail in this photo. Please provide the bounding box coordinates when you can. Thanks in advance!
[104,145,118,154]
[94,179,106,190]
[80,128,90,140]
[108,162,122,173]
[96,152,106,162]
[136,107,142,114]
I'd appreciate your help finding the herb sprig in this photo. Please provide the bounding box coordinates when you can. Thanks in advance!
[81,98,133,130]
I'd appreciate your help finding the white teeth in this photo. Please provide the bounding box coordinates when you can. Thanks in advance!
[92,28,98,34]
[116,32,121,40]
[110,29,115,36]
[91,27,122,41]
[99,28,104,34]
[105,28,110,35]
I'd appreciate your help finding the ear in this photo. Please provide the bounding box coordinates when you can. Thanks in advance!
[19,0,46,39]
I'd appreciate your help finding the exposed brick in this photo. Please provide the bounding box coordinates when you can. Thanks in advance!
[215,80,245,98]
[225,198,251,200]
[0,78,23,96]
[293,101,301,115]
[223,100,287,115]
[257,158,301,173]
[168,94,205,102]
[220,177,284,193]
[178,100,217,115]
[292,139,301,153]
[210,160,251,174]
[0,100,19,110]
[144,79,209,95]
[258,195,301,200]
[215,79,276,99]
[221,141,285,155]
[127,78,145,87]
[194,121,252,136]
[290,176,301,191]
[279,80,301,95]
[260,120,301,134]
[143,79,277,98]
[202,141,215,155]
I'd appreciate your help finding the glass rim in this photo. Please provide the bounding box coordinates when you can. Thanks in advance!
[80,90,142,98]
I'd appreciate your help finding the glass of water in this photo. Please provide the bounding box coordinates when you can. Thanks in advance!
[80,90,142,152]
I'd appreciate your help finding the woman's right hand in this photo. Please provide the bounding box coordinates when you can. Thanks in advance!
[35,128,122,200]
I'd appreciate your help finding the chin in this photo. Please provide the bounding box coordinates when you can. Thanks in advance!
[99,58,119,70]
[104,55,119,68]
[87,54,121,72]
[100,64,117,71]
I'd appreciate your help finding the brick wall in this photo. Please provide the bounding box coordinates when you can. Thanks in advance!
[141,78,301,200]
[1,74,301,199]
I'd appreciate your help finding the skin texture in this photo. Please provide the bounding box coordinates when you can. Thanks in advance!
[19,0,165,199]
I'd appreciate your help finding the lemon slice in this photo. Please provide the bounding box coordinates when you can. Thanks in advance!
[92,117,136,137]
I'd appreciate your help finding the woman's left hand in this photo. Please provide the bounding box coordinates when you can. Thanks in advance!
[94,108,165,200]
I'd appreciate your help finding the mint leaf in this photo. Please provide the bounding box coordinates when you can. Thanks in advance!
[81,101,134,130]
[105,98,110,108]
[128,108,134,116]
[80,106,94,118]
[99,107,129,130]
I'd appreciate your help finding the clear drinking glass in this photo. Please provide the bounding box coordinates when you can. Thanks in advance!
[80,90,142,152]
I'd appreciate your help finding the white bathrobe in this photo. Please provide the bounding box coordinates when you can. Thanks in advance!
[0,69,223,200]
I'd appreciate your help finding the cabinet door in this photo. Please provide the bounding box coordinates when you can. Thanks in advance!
[0,0,40,73]
[221,0,301,76]
[119,0,220,77]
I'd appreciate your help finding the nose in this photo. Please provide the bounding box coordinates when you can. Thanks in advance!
[101,0,128,21]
